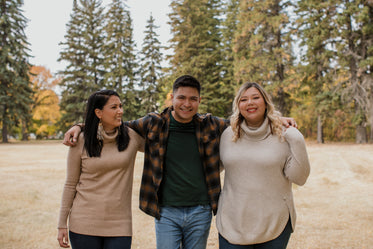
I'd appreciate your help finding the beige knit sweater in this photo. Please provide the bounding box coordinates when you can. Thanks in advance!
[58,127,144,236]
[216,118,310,244]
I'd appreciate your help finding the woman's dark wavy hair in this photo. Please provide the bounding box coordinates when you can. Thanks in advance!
[84,90,130,157]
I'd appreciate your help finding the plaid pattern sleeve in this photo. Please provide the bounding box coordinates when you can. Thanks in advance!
[125,110,171,219]
[125,108,229,219]
[195,114,229,215]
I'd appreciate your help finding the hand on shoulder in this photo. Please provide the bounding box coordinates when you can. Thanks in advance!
[63,125,83,147]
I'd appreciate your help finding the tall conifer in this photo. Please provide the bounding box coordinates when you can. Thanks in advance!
[360,2,373,142]
[138,14,163,115]
[220,0,240,115]
[104,0,139,119]
[58,0,106,127]
[295,0,339,143]
[168,0,226,116]
[233,0,294,115]
[335,0,372,143]
[0,0,33,142]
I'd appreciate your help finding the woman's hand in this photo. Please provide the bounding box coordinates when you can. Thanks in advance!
[57,228,70,248]
[280,117,297,128]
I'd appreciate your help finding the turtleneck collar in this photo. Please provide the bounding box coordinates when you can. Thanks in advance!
[101,128,118,144]
[240,117,271,141]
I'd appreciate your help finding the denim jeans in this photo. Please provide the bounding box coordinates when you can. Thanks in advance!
[69,231,132,249]
[155,205,212,249]
[218,218,292,249]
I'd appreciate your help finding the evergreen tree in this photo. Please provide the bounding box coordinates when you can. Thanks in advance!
[138,14,163,116]
[233,0,294,116]
[220,0,240,116]
[359,1,373,142]
[104,0,139,120]
[295,0,339,143]
[0,0,33,142]
[335,0,372,143]
[168,0,227,116]
[58,0,106,128]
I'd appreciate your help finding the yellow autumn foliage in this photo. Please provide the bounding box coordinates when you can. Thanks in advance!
[29,66,62,138]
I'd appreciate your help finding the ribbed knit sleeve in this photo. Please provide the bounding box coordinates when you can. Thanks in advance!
[217,121,310,245]
[283,127,311,186]
[128,128,145,153]
[57,133,83,228]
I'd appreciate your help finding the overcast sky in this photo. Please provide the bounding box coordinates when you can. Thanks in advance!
[23,0,171,74]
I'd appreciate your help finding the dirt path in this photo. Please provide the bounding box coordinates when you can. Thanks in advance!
[0,141,372,248]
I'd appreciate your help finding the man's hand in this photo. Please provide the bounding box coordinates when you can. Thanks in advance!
[57,228,70,248]
[280,117,297,128]
[63,125,82,147]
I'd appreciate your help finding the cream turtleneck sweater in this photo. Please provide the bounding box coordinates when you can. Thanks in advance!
[216,118,310,244]
[58,127,144,236]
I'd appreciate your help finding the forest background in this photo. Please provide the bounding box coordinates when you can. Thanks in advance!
[1,0,373,144]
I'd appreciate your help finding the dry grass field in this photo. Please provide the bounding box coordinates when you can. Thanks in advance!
[0,140,372,249]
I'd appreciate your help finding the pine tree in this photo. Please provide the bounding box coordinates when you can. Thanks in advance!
[335,0,372,143]
[138,14,163,116]
[220,0,240,116]
[168,0,227,116]
[104,0,139,120]
[359,1,373,142]
[233,0,294,116]
[58,0,106,128]
[0,0,33,142]
[295,0,339,143]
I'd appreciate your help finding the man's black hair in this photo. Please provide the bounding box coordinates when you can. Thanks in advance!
[173,75,201,95]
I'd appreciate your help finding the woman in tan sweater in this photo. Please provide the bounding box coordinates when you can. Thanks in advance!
[217,83,310,249]
[57,90,144,249]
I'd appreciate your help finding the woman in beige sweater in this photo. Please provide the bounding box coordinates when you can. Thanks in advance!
[216,83,310,249]
[57,90,144,249]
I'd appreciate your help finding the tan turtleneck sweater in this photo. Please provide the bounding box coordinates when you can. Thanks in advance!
[217,118,310,244]
[58,127,144,236]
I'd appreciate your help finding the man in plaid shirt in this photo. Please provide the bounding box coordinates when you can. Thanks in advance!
[63,75,296,249]
[125,75,229,249]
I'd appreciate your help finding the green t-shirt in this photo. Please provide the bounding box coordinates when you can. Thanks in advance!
[159,114,209,206]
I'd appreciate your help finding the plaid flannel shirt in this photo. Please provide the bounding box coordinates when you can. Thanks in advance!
[124,106,229,219]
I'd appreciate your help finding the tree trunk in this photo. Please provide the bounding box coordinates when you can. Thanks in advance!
[2,124,8,143]
[369,123,373,144]
[22,120,28,141]
[369,95,373,143]
[356,124,367,144]
[317,114,324,143]
[275,87,288,116]
[355,102,368,144]
[2,105,8,143]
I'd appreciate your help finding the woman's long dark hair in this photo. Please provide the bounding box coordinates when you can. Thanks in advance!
[84,90,130,157]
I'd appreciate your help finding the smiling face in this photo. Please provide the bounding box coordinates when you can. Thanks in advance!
[171,86,201,123]
[95,95,123,131]
[238,86,267,127]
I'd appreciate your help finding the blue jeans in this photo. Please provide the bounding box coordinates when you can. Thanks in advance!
[155,205,212,249]
[218,218,292,249]
[69,231,132,249]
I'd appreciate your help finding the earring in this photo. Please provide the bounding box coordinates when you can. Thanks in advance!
[97,120,104,141]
